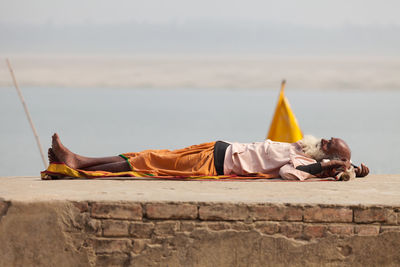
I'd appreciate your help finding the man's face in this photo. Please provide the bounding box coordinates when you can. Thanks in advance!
[321,137,351,161]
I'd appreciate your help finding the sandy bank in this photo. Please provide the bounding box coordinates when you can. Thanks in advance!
[1,54,400,90]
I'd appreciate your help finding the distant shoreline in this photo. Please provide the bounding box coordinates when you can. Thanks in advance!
[1,54,400,90]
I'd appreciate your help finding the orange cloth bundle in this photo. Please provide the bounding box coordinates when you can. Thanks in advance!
[120,142,217,177]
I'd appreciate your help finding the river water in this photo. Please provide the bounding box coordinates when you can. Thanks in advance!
[0,87,399,176]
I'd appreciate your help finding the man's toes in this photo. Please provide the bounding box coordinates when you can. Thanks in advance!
[50,149,57,159]
[48,148,59,163]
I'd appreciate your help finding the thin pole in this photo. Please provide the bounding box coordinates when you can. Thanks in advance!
[6,58,48,168]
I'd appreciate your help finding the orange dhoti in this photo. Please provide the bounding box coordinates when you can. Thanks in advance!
[120,142,217,177]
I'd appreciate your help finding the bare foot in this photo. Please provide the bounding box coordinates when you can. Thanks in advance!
[51,133,79,169]
[48,148,59,163]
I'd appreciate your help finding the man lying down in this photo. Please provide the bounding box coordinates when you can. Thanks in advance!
[48,133,369,180]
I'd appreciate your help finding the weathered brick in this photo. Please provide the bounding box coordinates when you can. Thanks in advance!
[354,208,386,223]
[385,210,398,225]
[86,218,102,235]
[92,238,133,253]
[255,222,280,235]
[72,201,89,213]
[380,226,400,233]
[102,220,130,237]
[328,225,354,236]
[303,225,327,240]
[231,222,253,231]
[154,221,179,235]
[91,202,142,220]
[96,253,129,267]
[146,203,198,219]
[132,239,149,254]
[96,253,129,266]
[250,205,302,221]
[304,206,352,223]
[180,221,196,232]
[199,204,248,221]
[195,222,209,229]
[129,222,154,238]
[151,236,170,245]
[206,222,231,231]
[279,223,303,239]
[71,212,101,234]
[167,232,192,249]
[354,225,380,236]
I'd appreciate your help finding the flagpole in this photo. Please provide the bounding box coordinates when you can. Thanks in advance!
[6,58,48,169]
[280,79,286,93]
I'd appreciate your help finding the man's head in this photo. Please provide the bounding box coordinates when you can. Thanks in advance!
[300,135,351,161]
[320,137,351,161]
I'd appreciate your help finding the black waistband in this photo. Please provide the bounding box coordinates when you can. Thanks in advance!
[213,141,230,175]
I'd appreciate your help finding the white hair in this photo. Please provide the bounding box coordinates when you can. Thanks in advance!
[299,135,327,161]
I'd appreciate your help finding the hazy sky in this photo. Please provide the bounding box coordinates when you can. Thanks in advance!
[1,0,400,27]
[1,0,399,55]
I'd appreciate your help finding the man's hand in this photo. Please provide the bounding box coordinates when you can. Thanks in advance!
[354,163,369,177]
[321,159,351,171]
[318,159,350,178]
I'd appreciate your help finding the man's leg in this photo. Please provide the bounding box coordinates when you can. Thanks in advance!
[50,133,128,171]
[84,161,131,172]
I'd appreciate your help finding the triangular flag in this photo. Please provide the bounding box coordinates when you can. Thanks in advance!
[267,80,303,143]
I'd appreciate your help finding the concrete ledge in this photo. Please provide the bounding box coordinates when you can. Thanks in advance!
[1,174,400,205]
[1,175,400,266]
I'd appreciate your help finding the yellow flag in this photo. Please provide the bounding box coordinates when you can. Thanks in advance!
[267,80,303,143]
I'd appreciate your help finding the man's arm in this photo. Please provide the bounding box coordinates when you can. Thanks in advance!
[296,160,350,177]
[295,162,322,174]
[296,161,370,177]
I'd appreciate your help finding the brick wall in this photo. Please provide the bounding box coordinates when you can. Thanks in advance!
[68,201,400,266]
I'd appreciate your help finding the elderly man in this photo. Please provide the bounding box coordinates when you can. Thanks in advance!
[48,133,369,180]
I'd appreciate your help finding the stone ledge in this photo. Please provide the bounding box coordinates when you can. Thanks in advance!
[1,175,400,206]
[1,175,400,266]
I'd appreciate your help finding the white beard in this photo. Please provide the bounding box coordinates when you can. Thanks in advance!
[299,135,327,162]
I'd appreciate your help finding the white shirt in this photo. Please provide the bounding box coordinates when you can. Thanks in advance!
[223,140,317,180]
